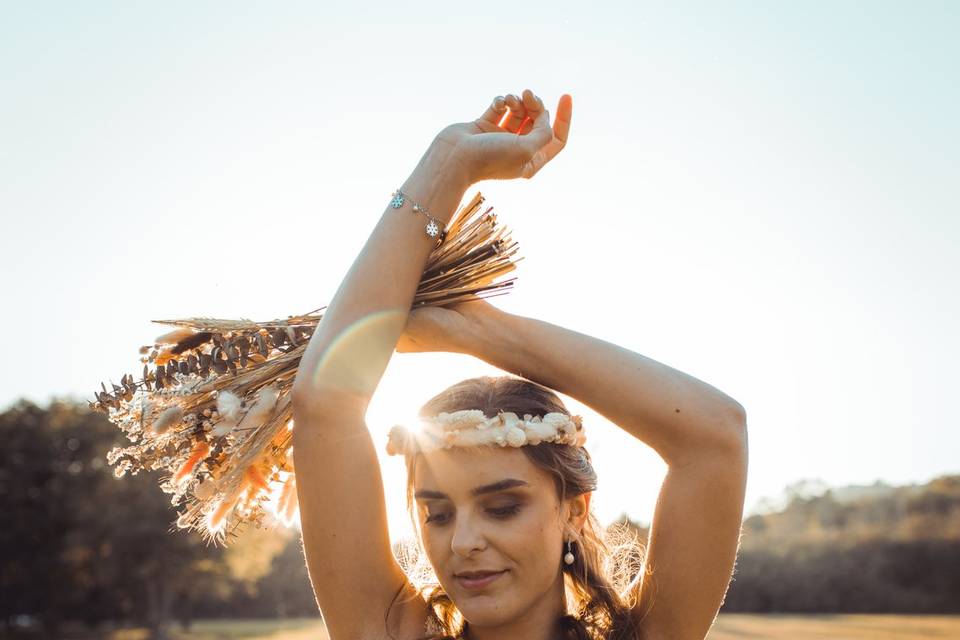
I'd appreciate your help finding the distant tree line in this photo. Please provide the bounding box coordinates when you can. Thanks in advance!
[719,474,960,612]
[0,399,317,639]
[2,399,958,638]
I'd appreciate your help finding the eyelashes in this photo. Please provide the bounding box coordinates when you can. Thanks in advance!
[489,504,521,519]
[424,512,450,525]
[424,504,521,526]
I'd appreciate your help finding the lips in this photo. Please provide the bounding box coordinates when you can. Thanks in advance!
[454,569,508,591]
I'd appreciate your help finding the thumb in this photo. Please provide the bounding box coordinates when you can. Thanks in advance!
[520,108,552,153]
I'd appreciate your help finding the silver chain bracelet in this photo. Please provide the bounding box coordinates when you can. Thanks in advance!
[390,188,447,245]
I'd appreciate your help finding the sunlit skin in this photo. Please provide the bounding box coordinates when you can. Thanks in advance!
[291,87,747,640]
[412,446,589,636]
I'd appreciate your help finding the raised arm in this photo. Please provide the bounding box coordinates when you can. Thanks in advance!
[400,297,747,639]
[290,90,568,638]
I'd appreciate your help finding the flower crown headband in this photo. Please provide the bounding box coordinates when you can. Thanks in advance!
[386,409,586,457]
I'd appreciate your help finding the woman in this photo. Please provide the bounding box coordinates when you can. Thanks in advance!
[290,89,748,640]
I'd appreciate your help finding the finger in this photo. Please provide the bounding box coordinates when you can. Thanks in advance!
[518,89,545,135]
[502,93,527,133]
[551,93,572,148]
[521,88,542,113]
[525,94,572,172]
[519,106,553,153]
[477,95,508,127]
[520,102,571,177]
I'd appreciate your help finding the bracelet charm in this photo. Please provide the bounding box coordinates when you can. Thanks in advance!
[391,189,446,243]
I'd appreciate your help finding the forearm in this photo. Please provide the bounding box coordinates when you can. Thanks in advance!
[465,310,746,466]
[292,143,470,411]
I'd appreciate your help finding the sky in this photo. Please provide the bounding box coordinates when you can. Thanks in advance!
[1,1,957,542]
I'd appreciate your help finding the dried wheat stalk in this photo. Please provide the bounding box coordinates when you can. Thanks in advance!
[91,192,519,544]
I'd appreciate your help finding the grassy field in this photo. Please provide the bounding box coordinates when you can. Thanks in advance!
[709,614,960,639]
[11,615,960,639]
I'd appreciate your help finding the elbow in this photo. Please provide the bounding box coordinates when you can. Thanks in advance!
[720,400,748,461]
[727,400,747,431]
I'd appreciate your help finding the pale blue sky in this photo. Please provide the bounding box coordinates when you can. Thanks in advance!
[2,1,957,539]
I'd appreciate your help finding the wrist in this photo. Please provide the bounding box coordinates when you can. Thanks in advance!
[461,305,517,361]
[415,140,472,188]
[400,144,473,228]
[427,134,476,187]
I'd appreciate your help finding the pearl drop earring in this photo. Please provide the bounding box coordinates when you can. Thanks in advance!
[564,540,575,565]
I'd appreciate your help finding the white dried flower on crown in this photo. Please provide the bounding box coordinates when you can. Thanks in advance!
[386,409,585,457]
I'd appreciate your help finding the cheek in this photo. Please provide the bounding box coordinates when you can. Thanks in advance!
[421,528,446,563]
[511,502,563,569]
[420,525,461,576]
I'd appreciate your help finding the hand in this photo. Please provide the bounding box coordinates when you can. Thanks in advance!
[396,295,502,354]
[434,89,573,182]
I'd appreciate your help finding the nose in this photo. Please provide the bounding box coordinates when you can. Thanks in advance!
[450,511,487,558]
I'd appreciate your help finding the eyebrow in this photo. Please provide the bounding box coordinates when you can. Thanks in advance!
[414,478,530,501]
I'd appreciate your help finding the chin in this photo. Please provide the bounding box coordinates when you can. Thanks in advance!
[455,595,515,627]
[446,580,518,627]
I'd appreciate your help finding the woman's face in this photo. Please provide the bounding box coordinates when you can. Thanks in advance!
[412,446,569,627]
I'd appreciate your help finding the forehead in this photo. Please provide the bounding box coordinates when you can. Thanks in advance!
[412,447,550,495]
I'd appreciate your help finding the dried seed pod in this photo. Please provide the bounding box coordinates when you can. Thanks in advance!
[272,329,285,347]
[194,477,217,500]
[152,406,183,435]
[171,330,213,355]
[187,354,199,373]
[212,333,223,348]
[199,353,211,368]
[179,360,190,376]
[213,360,227,375]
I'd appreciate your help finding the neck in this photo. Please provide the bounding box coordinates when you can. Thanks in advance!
[464,573,568,640]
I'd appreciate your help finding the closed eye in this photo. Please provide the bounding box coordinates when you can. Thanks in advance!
[423,504,521,526]
[487,504,521,518]
[424,511,451,525]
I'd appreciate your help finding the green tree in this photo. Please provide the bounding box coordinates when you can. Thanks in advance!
[0,398,235,639]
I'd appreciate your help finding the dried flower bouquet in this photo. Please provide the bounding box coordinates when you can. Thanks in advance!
[91,192,519,544]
